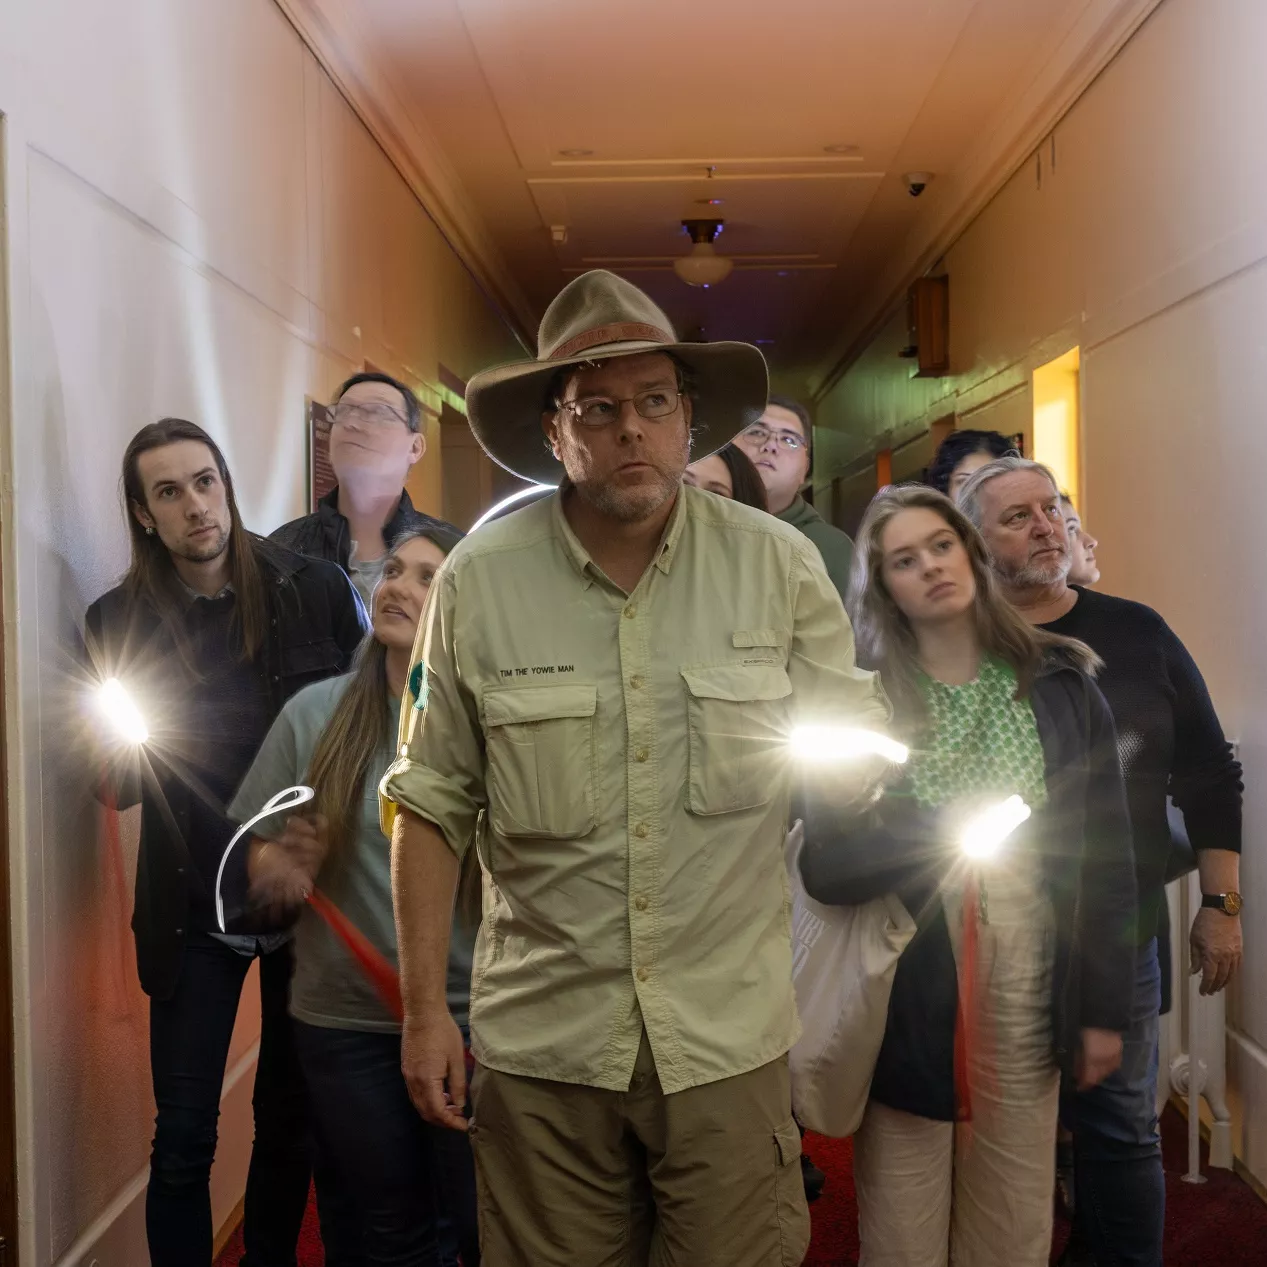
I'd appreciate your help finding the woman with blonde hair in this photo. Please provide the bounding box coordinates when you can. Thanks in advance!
[798,484,1136,1267]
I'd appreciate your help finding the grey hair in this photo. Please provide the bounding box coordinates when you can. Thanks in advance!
[956,454,1062,528]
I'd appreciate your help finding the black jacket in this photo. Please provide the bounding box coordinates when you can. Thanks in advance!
[1041,587,1242,946]
[84,543,365,1000]
[269,487,461,570]
[798,659,1138,1122]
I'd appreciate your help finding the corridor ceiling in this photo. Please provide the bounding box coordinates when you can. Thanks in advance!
[279,0,1160,393]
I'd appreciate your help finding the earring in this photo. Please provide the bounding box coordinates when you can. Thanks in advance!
[145,526,155,536]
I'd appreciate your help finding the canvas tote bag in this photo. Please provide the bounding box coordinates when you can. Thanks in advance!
[785,819,918,1137]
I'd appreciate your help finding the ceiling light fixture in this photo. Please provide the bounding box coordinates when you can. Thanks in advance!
[558,148,594,158]
[696,197,725,206]
[673,220,733,288]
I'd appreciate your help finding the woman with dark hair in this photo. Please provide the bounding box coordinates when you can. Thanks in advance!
[84,418,365,1266]
[797,484,1136,1266]
[684,443,769,509]
[231,526,479,1267]
[926,428,1015,499]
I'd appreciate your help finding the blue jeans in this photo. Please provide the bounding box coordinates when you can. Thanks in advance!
[147,935,312,1267]
[295,1021,480,1267]
[1063,937,1164,1267]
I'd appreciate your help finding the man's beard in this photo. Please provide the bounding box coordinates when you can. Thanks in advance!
[560,436,688,525]
[579,467,681,523]
[995,545,1070,588]
[173,524,231,564]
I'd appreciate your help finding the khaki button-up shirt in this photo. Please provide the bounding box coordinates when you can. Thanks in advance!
[380,486,888,1093]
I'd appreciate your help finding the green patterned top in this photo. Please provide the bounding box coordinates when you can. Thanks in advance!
[908,656,1048,811]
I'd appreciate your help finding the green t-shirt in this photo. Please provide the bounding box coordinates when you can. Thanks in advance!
[908,656,1048,811]
[230,673,476,1033]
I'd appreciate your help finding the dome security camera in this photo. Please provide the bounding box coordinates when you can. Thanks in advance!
[903,172,932,197]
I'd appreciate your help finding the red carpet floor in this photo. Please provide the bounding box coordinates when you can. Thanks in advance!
[216,1106,1266,1266]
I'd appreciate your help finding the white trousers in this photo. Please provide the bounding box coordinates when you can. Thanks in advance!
[855,859,1060,1267]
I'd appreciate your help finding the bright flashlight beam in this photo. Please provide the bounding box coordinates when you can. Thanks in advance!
[960,795,1031,861]
[469,483,557,533]
[788,725,910,766]
[97,678,150,745]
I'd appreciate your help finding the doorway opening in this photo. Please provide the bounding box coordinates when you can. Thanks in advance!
[1032,347,1081,499]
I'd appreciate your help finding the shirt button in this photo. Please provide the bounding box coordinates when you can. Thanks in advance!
[630,675,644,690]
[634,823,649,839]
[637,967,649,982]
[624,604,637,619]
[635,747,649,763]
[635,895,649,912]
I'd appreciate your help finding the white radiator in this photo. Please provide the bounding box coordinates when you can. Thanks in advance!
[1159,873,1235,1180]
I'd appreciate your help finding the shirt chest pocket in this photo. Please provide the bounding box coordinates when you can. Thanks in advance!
[681,663,793,815]
[483,684,598,839]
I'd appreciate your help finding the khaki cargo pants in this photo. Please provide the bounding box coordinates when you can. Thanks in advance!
[468,1030,810,1267]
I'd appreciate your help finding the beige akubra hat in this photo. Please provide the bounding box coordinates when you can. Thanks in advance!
[465,270,769,484]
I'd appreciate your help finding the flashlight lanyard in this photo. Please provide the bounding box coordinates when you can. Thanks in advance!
[214,785,314,933]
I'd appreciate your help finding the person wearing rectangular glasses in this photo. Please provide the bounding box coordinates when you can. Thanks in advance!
[734,396,855,600]
[271,372,460,610]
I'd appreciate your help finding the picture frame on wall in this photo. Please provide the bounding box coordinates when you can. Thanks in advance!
[307,398,336,511]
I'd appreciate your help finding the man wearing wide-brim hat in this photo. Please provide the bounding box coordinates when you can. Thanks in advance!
[381,270,888,1264]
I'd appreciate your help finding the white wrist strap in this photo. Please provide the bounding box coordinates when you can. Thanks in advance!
[215,785,315,933]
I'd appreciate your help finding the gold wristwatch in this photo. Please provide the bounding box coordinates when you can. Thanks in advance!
[1201,892,1243,916]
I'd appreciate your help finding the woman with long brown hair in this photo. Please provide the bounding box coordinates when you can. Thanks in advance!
[797,485,1136,1266]
[230,525,479,1267]
[683,442,769,509]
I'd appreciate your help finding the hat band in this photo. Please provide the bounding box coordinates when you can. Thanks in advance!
[547,322,673,362]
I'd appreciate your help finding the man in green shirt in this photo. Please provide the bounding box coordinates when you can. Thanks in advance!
[381,271,888,1266]
[734,395,856,601]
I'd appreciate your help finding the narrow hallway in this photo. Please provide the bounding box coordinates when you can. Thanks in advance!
[1,0,1265,1263]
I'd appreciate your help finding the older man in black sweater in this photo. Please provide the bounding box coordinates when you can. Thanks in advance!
[960,456,1242,1267]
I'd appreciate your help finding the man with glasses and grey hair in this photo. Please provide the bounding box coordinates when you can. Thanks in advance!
[734,395,855,601]
[380,270,889,1265]
[272,371,458,608]
[958,454,1243,1267]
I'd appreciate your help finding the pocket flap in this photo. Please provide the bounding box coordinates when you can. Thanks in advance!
[681,663,792,703]
[484,683,598,727]
[774,1120,803,1167]
[732,629,784,650]
[280,638,342,676]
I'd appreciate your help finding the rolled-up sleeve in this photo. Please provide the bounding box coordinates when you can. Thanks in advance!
[378,564,486,858]
[786,541,889,728]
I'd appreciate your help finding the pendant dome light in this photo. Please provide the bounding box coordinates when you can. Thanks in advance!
[673,219,733,288]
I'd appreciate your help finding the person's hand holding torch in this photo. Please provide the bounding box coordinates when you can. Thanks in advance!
[95,677,150,746]
[248,814,329,923]
[789,723,910,813]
